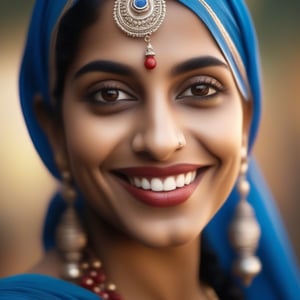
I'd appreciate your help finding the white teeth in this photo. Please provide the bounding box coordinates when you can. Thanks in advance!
[151,178,164,192]
[164,177,176,191]
[175,174,185,187]
[130,170,197,191]
[134,177,141,188]
[191,171,196,181]
[141,178,150,190]
[185,172,192,185]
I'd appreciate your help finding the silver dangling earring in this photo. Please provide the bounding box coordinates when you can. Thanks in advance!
[229,150,262,286]
[56,170,87,280]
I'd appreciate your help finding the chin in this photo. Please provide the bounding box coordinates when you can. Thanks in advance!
[141,233,200,249]
[127,221,203,249]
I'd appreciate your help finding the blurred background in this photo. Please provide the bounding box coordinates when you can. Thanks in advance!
[0,1,299,277]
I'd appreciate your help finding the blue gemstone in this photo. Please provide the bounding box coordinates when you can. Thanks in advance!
[134,0,148,10]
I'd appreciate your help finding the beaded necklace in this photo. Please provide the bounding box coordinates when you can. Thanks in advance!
[77,256,122,300]
[75,255,219,300]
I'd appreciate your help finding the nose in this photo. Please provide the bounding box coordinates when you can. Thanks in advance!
[132,98,186,161]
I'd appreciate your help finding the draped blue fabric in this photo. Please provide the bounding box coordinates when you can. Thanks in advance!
[1,0,299,299]
[19,0,77,177]
[0,274,99,300]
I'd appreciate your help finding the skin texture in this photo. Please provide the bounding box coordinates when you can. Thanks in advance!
[35,1,252,299]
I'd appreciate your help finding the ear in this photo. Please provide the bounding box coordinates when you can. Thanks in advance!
[34,94,69,172]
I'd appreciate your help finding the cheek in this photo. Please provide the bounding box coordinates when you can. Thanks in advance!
[186,97,244,202]
[188,99,244,163]
[62,104,131,171]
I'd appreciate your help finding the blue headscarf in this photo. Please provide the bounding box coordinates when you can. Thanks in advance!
[19,0,299,299]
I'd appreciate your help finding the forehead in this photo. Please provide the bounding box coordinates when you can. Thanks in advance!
[70,0,226,73]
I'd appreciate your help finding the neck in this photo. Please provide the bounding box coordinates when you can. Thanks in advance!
[84,208,207,300]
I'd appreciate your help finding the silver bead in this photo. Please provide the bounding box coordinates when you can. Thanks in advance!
[240,161,248,175]
[233,256,262,286]
[229,200,261,253]
[238,179,250,197]
[61,262,82,280]
[62,185,76,201]
[56,207,87,253]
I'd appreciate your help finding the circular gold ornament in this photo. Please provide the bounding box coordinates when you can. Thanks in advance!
[113,0,167,38]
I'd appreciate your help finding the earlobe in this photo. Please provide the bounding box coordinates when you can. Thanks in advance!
[33,94,69,172]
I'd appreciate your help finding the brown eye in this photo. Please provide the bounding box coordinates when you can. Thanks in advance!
[178,77,223,100]
[191,84,210,96]
[101,88,119,102]
[179,83,217,99]
[87,85,135,104]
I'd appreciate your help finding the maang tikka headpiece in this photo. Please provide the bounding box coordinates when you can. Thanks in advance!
[113,0,167,70]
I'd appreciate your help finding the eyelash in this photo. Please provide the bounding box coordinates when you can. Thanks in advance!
[85,82,135,105]
[177,76,225,100]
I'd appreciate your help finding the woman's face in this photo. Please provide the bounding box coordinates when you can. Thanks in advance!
[53,0,250,247]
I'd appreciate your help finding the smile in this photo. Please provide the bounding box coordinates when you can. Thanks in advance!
[129,171,197,192]
[113,164,209,207]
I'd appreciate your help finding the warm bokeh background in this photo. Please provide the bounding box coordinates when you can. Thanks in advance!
[0,1,299,277]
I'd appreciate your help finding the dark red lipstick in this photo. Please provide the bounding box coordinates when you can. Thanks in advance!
[113,164,209,207]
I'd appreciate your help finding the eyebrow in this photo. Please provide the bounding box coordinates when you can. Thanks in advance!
[171,56,228,76]
[73,56,228,80]
[73,60,136,79]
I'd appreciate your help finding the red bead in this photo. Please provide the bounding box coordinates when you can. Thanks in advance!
[80,276,95,289]
[107,290,123,300]
[97,291,109,299]
[144,55,156,69]
[88,270,98,278]
[93,271,107,284]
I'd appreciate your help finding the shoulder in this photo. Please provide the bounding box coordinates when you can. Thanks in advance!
[0,274,98,300]
[0,250,99,299]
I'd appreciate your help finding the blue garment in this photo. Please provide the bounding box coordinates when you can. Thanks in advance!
[1,0,299,299]
[0,274,99,299]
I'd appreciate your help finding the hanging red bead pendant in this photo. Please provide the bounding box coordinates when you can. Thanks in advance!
[144,55,157,69]
[144,36,156,70]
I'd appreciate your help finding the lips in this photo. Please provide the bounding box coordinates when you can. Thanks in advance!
[112,164,209,207]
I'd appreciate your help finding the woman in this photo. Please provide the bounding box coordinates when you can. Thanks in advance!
[0,0,299,299]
